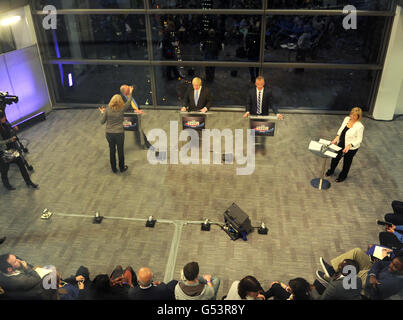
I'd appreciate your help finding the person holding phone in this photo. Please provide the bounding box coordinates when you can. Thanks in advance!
[379,224,403,250]
[99,86,133,173]
[326,107,364,182]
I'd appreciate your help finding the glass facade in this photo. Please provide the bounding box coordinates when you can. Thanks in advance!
[32,0,394,112]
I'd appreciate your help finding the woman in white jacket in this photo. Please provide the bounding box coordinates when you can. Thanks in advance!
[326,107,364,182]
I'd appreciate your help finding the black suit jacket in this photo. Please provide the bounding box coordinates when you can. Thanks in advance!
[183,86,211,111]
[246,86,278,115]
[128,283,176,300]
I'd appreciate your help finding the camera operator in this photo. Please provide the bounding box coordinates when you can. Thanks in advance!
[0,110,37,190]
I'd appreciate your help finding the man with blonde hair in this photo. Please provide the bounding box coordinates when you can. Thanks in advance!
[181,77,211,113]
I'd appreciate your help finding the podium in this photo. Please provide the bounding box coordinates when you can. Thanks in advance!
[179,111,211,132]
[249,115,277,136]
[308,140,338,190]
[123,112,146,148]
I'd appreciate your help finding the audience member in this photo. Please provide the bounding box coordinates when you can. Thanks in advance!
[379,224,403,250]
[315,259,362,300]
[175,262,220,300]
[385,200,403,225]
[264,278,316,300]
[128,267,177,300]
[0,254,56,299]
[225,275,265,300]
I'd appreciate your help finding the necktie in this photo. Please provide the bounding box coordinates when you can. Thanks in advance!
[195,90,199,107]
[257,90,262,114]
[130,98,139,111]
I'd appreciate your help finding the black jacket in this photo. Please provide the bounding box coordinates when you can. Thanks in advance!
[246,86,278,115]
[183,86,211,112]
[128,282,176,300]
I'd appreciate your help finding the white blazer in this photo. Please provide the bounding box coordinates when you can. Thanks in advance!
[336,116,364,150]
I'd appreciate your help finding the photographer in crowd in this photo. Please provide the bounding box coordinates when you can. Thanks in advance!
[0,110,38,190]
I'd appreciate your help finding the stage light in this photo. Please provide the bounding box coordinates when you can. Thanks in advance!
[68,73,73,87]
[40,208,53,220]
[1,15,21,26]
[93,212,103,224]
[201,219,211,231]
[146,215,156,228]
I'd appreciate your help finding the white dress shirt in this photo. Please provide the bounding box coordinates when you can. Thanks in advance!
[194,87,202,106]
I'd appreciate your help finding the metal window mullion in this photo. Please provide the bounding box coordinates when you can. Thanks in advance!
[144,0,157,109]
[259,0,268,76]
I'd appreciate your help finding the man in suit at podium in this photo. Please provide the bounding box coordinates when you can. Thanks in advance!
[243,76,283,155]
[181,77,211,113]
[243,76,283,119]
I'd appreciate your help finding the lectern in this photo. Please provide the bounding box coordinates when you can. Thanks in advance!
[123,112,146,148]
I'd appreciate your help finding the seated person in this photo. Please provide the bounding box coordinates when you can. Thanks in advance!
[224,275,265,300]
[264,277,316,300]
[128,267,177,300]
[175,261,220,300]
[379,224,403,250]
[58,266,91,300]
[0,254,56,299]
[384,200,403,225]
[315,259,362,300]
[317,248,403,299]
[181,77,211,113]
[365,254,403,300]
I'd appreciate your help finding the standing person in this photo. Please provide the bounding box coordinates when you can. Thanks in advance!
[99,86,133,173]
[243,76,283,155]
[181,77,211,113]
[0,110,37,190]
[326,107,364,182]
[243,76,283,119]
[120,84,152,150]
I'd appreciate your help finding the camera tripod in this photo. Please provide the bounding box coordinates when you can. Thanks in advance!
[11,135,33,171]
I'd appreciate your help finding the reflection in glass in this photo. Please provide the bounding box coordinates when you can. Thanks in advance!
[264,15,386,64]
[149,0,262,9]
[36,15,148,60]
[48,64,152,105]
[0,26,16,54]
[155,66,266,107]
[151,14,262,62]
[35,0,144,9]
[268,0,391,10]
[263,68,374,111]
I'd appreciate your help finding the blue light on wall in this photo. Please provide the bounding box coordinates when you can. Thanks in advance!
[0,45,51,123]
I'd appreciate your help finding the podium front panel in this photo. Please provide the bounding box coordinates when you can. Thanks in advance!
[250,119,275,136]
[123,114,139,131]
[182,115,206,131]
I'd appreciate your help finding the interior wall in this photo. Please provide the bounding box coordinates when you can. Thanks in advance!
[372,5,403,119]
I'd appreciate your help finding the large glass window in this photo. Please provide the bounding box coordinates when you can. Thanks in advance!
[36,14,147,60]
[149,0,262,9]
[263,68,375,110]
[267,0,392,10]
[264,15,387,64]
[151,14,262,62]
[35,0,144,9]
[47,64,152,105]
[155,66,260,107]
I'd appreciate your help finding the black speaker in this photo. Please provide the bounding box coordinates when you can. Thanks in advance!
[224,203,253,235]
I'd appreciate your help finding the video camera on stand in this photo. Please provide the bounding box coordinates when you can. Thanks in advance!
[0,91,19,111]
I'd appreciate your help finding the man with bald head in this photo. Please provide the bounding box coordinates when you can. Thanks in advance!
[127,267,177,300]
[181,77,211,113]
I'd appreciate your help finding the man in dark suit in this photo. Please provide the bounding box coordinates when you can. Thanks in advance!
[181,77,211,113]
[128,267,177,300]
[243,76,283,155]
[243,76,283,119]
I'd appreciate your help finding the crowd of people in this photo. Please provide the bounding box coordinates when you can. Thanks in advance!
[1,201,402,300]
